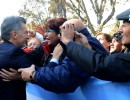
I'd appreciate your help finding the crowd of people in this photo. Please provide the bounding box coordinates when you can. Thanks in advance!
[0,7,130,100]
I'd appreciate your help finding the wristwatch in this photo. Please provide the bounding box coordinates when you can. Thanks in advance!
[30,70,36,80]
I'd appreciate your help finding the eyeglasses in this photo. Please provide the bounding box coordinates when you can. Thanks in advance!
[28,43,40,48]
[46,29,56,33]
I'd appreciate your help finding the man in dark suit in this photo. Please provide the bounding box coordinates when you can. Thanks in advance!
[0,16,32,100]
[60,8,130,81]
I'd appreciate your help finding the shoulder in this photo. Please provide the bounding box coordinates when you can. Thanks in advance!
[0,41,23,55]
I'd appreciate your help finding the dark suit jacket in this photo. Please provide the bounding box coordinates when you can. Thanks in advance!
[0,41,32,100]
[66,41,130,82]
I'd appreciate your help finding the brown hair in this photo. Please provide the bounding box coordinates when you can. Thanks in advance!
[96,33,112,42]
[45,18,67,34]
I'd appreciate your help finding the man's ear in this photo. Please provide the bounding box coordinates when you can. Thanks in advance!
[10,31,17,40]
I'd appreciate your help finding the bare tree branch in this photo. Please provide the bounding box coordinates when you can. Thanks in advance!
[90,0,97,14]
[66,2,85,21]
[100,0,106,13]
[102,0,116,26]
[81,0,96,35]
[94,0,100,13]
[69,0,83,14]
[75,0,84,11]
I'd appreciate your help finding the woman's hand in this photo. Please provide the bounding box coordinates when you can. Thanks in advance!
[34,25,46,36]
[52,44,63,59]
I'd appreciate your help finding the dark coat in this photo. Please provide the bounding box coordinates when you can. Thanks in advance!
[66,41,130,82]
[34,56,90,93]
[32,28,107,93]
[0,41,32,100]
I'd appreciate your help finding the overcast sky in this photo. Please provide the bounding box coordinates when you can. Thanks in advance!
[0,0,25,25]
[0,0,129,34]
[0,0,129,24]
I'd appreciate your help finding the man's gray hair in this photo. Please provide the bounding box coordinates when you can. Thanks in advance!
[1,16,26,41]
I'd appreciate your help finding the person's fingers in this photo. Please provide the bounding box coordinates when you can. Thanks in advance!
[57,45,63,51]
[56,43,60,47]
[75,31,80,35]
[31,64,35,68]
[76,32,87,40]
[57,44,62,50]
[59,44,62,48]
[75,34,81,40]
[69,23,74,30]
[61,23,68,30]
[0,72,9,79]
[75,32,82,37]
[2,79,10,82]
[1,69,12,75]
[59,26,64,30]
[18,65,35,73]
[66,24,69,29]
[60,24,73,31]
[18,68,23,73]
[9,68,18,73]
[69,23,71,29]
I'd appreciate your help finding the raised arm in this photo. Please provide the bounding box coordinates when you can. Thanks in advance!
[60,23,130,82]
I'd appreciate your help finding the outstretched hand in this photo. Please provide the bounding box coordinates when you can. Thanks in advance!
[34,25,46,36]
[0,68,22,81]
